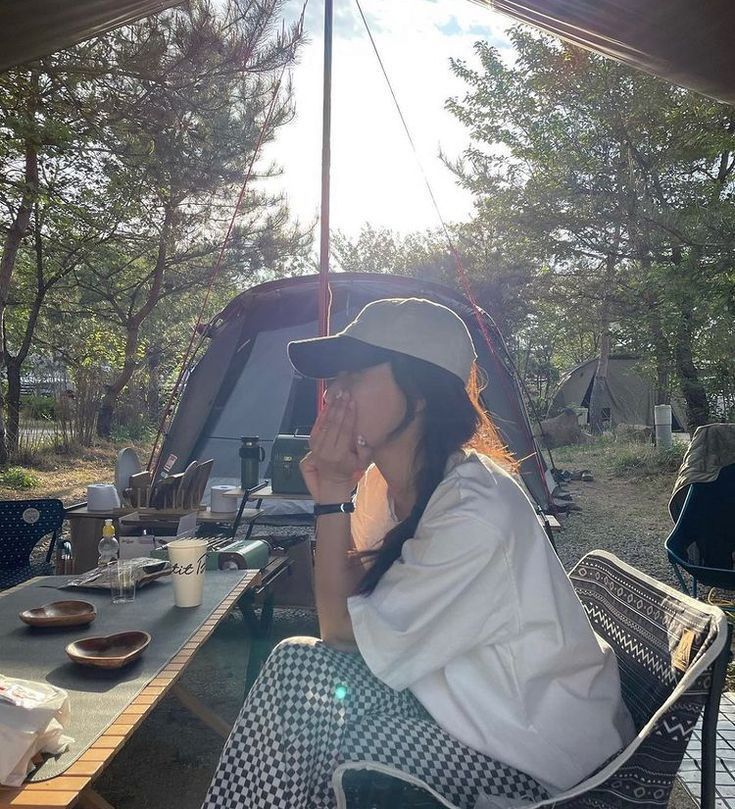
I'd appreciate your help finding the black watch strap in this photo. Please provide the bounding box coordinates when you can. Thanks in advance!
[313,501,355,517]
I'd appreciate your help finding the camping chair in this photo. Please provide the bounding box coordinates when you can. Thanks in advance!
[0,498,65,591]
[338,550,731,809]
[665,462,735,603]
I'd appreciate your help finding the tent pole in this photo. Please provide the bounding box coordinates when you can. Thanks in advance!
[316,0,334,412]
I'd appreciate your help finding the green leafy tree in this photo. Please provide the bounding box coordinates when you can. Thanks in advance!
[1,0,309,448]
[0,40,112,457]
[84,0,305,437]
[448,29,735,431]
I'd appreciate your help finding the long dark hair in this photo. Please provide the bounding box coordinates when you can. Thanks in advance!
[355,353,516,595]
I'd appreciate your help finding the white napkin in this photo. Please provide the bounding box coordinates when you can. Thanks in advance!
[0,675,74,786]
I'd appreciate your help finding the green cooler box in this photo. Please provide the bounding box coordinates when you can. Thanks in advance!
[152,538,270,571]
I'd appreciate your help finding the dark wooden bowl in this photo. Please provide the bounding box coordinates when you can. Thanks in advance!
[19,600,97,628]
[66,630,151,669]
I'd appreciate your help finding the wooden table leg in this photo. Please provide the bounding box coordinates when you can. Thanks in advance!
[77,789,117,809]
[170,684,231,739]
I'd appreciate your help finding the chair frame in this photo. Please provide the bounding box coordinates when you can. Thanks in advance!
[666,537,735,601]
[701,622,732,808]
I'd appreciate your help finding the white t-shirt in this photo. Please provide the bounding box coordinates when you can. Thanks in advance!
[347,451,635,793]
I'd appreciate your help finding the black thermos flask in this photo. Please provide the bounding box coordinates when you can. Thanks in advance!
[240,436,265,490]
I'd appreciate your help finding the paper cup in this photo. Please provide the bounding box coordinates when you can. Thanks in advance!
[167,538,208,608]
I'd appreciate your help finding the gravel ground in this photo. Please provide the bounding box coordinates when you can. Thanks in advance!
[89,446,698,809]
[550,445,680,585]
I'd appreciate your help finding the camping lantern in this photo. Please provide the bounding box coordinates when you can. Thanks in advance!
[239,436,265,490]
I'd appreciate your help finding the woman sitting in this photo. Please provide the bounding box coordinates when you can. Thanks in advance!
[203,297,634,809]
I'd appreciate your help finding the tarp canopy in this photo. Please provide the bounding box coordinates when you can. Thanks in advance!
[158,273,555,513]
[550,355,687,430]
[2,0,735,105]
[0,1,181,72]
[477,0,735,105]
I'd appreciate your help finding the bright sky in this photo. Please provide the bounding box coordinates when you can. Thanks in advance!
[261,0,512,241]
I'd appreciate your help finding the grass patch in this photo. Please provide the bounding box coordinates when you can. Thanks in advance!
[0,466,41,489]
[0,441,153,503]
[609,444,687,479]
[551,434,687,480]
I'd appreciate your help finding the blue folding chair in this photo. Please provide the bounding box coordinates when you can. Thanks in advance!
[0,498,65,591]
[665,463,735,601]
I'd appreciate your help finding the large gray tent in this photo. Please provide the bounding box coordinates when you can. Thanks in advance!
[158,273,555,512]
[550,355,686,430]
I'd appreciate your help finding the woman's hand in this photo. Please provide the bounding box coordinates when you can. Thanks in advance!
[301,390,371,503]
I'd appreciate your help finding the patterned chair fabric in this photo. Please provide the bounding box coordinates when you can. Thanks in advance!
[0,499,64,590]
[338,551,730,809]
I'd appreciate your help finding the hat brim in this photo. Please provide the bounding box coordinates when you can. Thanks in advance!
[287,335,398,379]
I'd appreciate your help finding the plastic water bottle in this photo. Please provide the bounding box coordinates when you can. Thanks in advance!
[98,519,119,567]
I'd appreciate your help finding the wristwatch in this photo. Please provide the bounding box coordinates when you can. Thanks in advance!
[313,501,355,517]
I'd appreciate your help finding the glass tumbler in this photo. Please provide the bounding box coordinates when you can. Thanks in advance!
[111,560,136,604]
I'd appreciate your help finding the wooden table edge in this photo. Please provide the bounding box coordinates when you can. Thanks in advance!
[0,570,260,809]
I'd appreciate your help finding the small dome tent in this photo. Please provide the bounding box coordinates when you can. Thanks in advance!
[550,355,686,430]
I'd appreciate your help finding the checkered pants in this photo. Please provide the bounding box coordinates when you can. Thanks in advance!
[203,637,549,809]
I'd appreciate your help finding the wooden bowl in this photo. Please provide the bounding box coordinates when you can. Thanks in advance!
[19,600,97,628]
[66,630,151,669]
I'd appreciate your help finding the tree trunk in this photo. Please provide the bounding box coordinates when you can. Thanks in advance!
[5,211,50,455]
[146,347,162,421]
[96,390,117,439]
[0,72,40,464]
[589,320,611,434]
[0,392,7,465]
[673,307,709,432]
[6,358,22,455]
[655,368,670,409]
[0,138,39,462]
[589,240,619,434]
[96,207,174,438]
[96,327,140,439]
[649,308,671,406]
[636,249,671,407]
